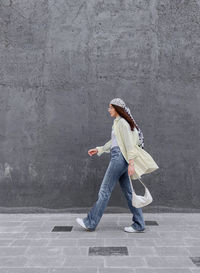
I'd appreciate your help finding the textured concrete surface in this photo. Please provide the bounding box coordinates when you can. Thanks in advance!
[0,0,200,210]
[0,213,199,272]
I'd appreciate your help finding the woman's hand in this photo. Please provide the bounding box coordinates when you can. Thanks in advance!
[88,148,98,157]
[128,165,135,176]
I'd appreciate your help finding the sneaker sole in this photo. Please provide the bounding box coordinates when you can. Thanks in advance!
[124,228,146,233]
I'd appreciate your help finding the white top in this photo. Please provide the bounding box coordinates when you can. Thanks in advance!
[111,128,119,148]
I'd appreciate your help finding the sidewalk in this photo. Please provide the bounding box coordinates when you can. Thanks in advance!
[0,213,199,272]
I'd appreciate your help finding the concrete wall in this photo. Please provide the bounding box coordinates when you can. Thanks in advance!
[0,0,199,212]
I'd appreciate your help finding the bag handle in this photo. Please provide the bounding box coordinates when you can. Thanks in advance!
[128,173,147,192]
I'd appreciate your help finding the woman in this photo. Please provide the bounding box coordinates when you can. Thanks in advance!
[76,98,159,232]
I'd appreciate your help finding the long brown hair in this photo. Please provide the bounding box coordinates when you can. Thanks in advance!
[111,104,138,131]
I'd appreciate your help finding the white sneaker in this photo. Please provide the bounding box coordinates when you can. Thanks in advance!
[124,226,145,233]
[76,217,90,231]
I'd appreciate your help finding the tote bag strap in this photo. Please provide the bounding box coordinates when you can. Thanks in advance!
[128,173,147,191]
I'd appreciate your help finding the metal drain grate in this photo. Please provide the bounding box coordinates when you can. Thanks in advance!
[88,246,128,256]
[145,220,158,226]
[52,226,73,232]
[190,257,200,266]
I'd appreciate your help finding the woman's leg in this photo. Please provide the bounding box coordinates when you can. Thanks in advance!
[119,170,146,231]
[83,147,127,230]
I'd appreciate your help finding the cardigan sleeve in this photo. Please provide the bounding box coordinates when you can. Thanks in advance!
[96,139,112,156]
[119,120,139,161]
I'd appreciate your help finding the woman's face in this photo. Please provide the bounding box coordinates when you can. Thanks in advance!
[108,104,118,118]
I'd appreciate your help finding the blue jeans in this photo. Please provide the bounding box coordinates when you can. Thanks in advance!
[83,146,145,231]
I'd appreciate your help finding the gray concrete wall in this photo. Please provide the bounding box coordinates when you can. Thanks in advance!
[0,0,199,212]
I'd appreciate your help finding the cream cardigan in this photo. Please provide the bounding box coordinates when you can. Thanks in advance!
[96,115,159,180]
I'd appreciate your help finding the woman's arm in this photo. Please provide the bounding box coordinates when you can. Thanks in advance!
[96,139,112,156]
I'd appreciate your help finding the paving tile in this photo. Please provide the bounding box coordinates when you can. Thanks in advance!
[154,246,190,256]
[150,225,200,232]
[154,238,186,246]
[11,239,49,246]
[0,246,27,256]
[156,218,187,225]
[22,221,45,227]
[134,238,156,246]
[98,221,121,227]
[128,246,157,256]
[0,227,25,232]
[43,222,75,228]
[24,232,60,239]
[0,233,26,239]
[63,246,88,256]
[96,231,128,238]
[0,221,24,226]
[104,238,137,246]
[0,269,49,273]
[95,225,122,231]
[0,256,27,267]
[188,232,200,238]
[26,246,62,256]
[145,256,195,267]
[104,256,145,267]
[22,226,53,232]
[88,246,128,256]
[135,269,192,273]
[184,239,200,246]
[0,239,13,246]
[26,256,65,267]
[62,256,104,267]
[158,231,190,238]
[186,247,200,256]
[98,268,134,273]
[126,231,159,238]
[191,269,200,273]
[48,238,77,246]
[77,238,104,246]
[49,267,98,273]
[62,231,97,238]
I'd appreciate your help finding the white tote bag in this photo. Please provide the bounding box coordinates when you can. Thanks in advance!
[128,174,153,208]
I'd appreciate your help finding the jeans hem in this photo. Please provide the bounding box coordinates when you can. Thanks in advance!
[131,223,146,231]
[83,218,96,231]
